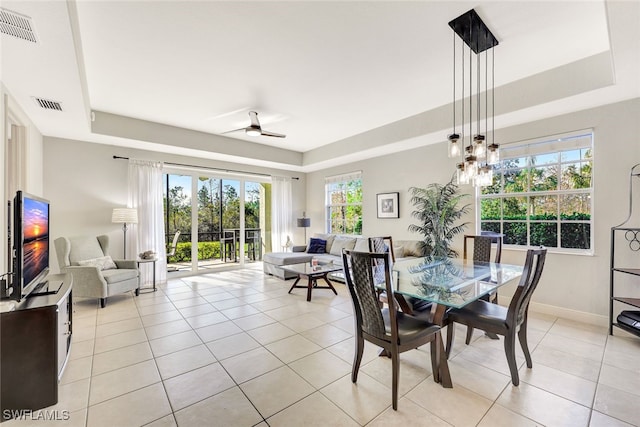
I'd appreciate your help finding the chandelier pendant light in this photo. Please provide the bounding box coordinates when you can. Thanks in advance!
[448,9,500,187]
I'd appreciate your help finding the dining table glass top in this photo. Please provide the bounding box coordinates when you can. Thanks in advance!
[391,257,524,309]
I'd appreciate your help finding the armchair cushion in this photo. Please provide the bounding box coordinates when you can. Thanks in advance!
[101,268,139,284]
[78,255,117,270]
[68,238,106,265]
[114,259,138,269]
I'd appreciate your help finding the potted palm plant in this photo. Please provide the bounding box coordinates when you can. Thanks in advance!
[408,175,470,257]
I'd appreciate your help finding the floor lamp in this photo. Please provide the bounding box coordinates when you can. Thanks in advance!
[297,212,311,244]
[112,208,138,259]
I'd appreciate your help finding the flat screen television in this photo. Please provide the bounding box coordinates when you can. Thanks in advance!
[10,191,50,301]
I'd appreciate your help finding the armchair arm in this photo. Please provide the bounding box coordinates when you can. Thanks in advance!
[62,265,107,298]
[114,260,138,269]
[292,245,307,253]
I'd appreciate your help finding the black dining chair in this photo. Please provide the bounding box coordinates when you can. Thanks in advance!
[342,249,451,410]
[368,236,433,317]
[462,234,503,341]
[445,247,547,386]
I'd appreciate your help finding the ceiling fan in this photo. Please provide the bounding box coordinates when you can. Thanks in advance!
[223,111,286,138]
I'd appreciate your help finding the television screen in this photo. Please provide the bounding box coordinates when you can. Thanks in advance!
[12,191,50,300]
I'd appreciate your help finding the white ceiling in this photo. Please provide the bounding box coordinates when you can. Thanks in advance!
[1,1,639,172]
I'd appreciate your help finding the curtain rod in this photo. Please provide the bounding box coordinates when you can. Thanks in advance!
[112,155,299,180]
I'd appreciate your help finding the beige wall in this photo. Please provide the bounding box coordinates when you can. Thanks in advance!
[306,98,640,323]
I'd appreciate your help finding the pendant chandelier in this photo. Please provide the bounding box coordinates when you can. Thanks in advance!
[447,9,500,187]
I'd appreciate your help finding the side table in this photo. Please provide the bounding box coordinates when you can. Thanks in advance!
[137,257,157,293]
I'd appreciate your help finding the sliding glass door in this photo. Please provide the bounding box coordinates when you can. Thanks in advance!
[164,171,268,274]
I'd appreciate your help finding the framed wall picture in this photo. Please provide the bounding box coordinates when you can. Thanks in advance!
[377,192,399,218]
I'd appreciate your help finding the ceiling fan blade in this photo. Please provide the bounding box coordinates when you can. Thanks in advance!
[221,127,247,134]
[248,111,261,128]
[260,130,286,138]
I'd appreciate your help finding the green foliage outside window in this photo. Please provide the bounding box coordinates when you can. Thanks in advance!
[326,177,363,234]
[479,135,593,251]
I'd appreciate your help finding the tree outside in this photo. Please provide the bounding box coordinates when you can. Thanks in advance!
[480,147,592,249]
[164,175,265,264]
[327,179,363,234]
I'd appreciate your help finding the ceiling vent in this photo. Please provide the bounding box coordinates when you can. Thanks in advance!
[0,8,38,43]
[32,97,63,112]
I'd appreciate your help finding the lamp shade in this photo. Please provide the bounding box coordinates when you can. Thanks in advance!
[112,208,138,224]
[297,218,310,228]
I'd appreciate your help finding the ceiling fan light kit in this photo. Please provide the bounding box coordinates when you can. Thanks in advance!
[246,127,261,136]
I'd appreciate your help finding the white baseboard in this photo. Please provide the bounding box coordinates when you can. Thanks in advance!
[497,296,609,327]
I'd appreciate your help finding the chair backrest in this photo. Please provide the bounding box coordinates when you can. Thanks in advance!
[167,231,181,257]
[463,234,502,263]
[506,247,547,328]
[342,250,396,342]
[54,235,109,268]
[368,236,395,262]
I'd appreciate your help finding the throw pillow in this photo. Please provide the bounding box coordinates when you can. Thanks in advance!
[307,238,327,254]
[393,245,404,259]
[402,241,424,257]
[78,255,118,270]
[312,233,335,253]
[354,238,369,252]
[329,236,357,256]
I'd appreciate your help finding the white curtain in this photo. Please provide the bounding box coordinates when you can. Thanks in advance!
[271,176,293,252]
[128,159,166,286]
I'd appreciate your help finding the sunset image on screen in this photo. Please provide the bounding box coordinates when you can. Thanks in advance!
[22,197,50,287]
[24,199,49,241]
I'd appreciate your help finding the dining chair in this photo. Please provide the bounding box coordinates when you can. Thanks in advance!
[245,229,262,261]
[220,230,236,262]
[368,236,432,316]
[166,230,181,272]
[462,234,503,341]
[445,247,547,386]
[463,233,502,265]
[342,249,451,410]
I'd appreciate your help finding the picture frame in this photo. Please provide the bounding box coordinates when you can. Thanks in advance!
[377,192,399,218]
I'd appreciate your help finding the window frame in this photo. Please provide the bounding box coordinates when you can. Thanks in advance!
[477,131,594,255]
[325,171,363,235]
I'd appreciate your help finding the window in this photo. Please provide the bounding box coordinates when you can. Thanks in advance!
[325,171,363,234]
[479,131,593,252]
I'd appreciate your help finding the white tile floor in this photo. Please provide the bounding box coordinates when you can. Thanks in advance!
[6,266,640,426]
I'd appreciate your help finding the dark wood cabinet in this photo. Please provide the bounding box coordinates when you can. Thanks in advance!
[0,273,72,420]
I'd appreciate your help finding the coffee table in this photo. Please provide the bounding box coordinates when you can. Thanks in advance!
[282,263,342,301]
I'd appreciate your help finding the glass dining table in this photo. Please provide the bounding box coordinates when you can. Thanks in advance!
[391,256,524,326]
[385,256,524,388]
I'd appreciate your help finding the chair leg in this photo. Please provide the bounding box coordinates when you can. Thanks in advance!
[430,335,440,383]
[504,332,520,386]
[391,350,399,410]
[100,298,106,308]
[518,321,533,368]
[352,333,364,383]
[465,326,474,345]
[445,323,455,359]
[491,291,498,304]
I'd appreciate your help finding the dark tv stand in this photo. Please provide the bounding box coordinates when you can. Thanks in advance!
[28,279,63,297]
[0,273,72,421]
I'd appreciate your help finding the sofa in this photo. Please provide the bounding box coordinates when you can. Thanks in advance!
[262,233,423,281]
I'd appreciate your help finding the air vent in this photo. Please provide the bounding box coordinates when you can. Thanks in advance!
[32,97,63,112]
[0,8,37,43]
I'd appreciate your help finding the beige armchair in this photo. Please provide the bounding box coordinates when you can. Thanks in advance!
[54,235,139,308]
